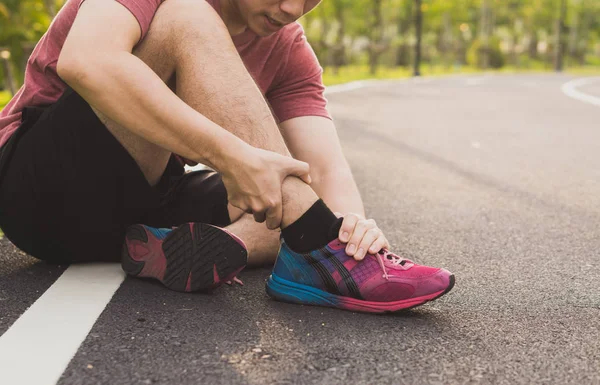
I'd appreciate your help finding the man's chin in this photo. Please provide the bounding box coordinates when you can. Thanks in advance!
[250,25,277,37]
[248,17,283,37]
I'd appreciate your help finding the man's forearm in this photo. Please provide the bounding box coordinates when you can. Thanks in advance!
[58,51,248,171]
[311,169,365,217]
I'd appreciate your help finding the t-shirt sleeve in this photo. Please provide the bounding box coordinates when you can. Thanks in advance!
[79,0,163,42]
[267,29,331,123]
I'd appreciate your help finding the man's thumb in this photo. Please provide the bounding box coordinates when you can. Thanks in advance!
[286,158,311,184]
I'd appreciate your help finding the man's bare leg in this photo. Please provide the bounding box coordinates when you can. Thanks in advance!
[226,208,281,266]
[94,0,320,264]
[161,1,319,226]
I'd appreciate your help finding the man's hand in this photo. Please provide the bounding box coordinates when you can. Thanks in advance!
[221,146,312,230]
[335,212,390,261]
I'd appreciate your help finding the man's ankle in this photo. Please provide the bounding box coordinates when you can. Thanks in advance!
[281,199,343,253]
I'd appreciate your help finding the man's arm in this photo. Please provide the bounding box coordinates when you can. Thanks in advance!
[281,115,391,259]
[58,0,313,227]
[57,0,248,170]
[280,115,365,217]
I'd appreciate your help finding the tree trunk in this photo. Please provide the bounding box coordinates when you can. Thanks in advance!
[395,2,413,67]
[554,0,567,72]
[317,7,332,70]
[413,0,422,76]
[0,51,17,96]
[578,0,589,66]
[528,32,538,60]
[479,0,490,69]
[511,20,519,68]
[332,0,345,76]
[369,0,383,75]
[568,11,578,62]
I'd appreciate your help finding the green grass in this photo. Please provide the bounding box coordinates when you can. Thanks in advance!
[322,64,490,86]
[322,64,600,86]
[0,90,10,110]
[0,93,9,238]
[565,66,600,76]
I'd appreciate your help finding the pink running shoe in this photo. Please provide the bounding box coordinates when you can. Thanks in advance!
[266,238,454,313]
[122,223,248,292]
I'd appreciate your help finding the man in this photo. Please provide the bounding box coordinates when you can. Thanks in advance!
[0,0,454,312]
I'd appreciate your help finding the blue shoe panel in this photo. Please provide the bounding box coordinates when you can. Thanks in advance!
[266,273,340,307]
[145,226,172,240]
[273,241,321,287]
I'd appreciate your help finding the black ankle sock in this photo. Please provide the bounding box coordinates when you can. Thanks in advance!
[281,199,344,253]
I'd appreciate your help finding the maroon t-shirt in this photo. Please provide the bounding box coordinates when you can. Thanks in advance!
[0,0,330,149]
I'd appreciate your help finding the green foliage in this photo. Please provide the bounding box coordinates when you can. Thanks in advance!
[0,0,599,92]
[467,37,506,69]
[0,0,55,87]
[0,90,10,109]
[301,0,600,72]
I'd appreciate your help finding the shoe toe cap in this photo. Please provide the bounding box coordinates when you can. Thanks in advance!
[412,268,454,297]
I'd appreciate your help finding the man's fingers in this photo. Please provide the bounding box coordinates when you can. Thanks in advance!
[266,200,283,230]
[354,228,381,260]
[285,158,311,184]
[368,236,388,255]
[339,214,359,243]
[346,220,370,257]
[253,208,267,223]
[345,219,379,257]
[227,195,248,213]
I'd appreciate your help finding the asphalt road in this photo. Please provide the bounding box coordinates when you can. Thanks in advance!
[1,74,599,385]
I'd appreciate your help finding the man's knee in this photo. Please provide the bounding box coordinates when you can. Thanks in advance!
[148,0,230,46]
[134,0,232,81]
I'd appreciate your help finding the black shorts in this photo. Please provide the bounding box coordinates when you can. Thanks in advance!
[0,88,231,264]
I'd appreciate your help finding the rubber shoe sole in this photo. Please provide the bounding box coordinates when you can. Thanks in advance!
[122,223,248,292]
[266,273,455,313]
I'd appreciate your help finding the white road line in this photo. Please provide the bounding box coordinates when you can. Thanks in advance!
[0,264,125,385]
[561,77,600,107]
[325,79,379,95]
[324,76,435,95]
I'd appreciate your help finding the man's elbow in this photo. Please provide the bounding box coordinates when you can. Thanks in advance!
[56,52,92,87]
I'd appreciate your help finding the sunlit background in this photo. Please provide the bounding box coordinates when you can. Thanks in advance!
[1,0,599,106]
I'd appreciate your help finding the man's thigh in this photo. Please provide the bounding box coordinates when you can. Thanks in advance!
[0,88,160,263]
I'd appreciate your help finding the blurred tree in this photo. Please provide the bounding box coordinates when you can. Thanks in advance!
[479,0,491,69]
[0,0,55,93]
[413,0,422,76]
[394,0,413,67]
[367,0,386,74]
[331,0,347,74]
[554,0,567,71]
[1,0,599,94]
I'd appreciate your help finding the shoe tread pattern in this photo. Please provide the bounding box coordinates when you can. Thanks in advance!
[162,225,194,291]
[121,224,149,276]
[162,223,248,292]
[189,224,247,291]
